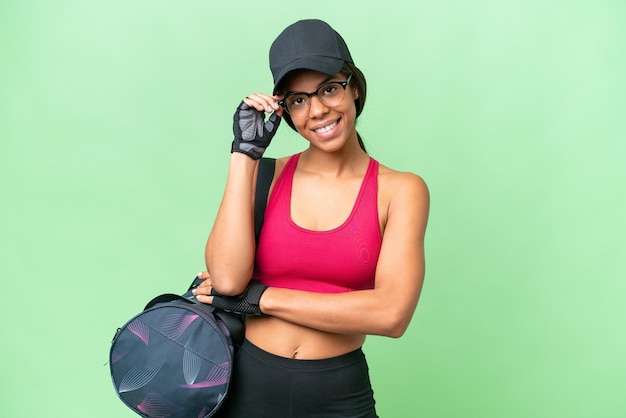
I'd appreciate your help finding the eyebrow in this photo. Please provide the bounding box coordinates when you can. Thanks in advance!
[285,75,342,95]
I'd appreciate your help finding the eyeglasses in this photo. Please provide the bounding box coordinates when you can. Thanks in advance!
[278,75,353,117]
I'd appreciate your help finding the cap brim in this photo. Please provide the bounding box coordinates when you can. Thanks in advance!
[273,56,345,94]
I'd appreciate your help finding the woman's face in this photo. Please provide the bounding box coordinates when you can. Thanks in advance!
[282,70,359,153]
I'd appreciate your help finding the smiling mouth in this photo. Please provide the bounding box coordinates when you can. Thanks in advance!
[314,120,338,134]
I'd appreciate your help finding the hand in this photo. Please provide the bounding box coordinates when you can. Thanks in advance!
[231,94,283,160]
[193,272,268,316]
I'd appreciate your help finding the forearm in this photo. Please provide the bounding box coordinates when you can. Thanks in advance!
[260,286,419,338]
[205,153,258,295]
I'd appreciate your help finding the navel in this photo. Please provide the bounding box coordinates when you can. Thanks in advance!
[291,346,302,359]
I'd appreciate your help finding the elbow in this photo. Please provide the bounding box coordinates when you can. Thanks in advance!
[383,323,408,339]
[378,308,412,338]
[206,261,254,296]
[211,277,249,296]
[208,267,252,296]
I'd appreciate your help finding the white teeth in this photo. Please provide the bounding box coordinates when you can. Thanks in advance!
[314,121,337,133]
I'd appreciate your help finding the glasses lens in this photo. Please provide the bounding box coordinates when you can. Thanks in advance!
[286,94,309,116]
[285,79,349,117]
[319,82,346,107]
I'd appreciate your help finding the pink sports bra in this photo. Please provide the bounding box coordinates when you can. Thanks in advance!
[254,153,382,293]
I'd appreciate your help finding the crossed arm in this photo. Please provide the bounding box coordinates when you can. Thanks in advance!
[202,153,429,338]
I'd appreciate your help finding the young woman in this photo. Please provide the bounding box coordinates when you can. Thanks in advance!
[193,19,429,417]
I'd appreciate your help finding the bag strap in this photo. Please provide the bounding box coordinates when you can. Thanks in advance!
[254,157,276,244]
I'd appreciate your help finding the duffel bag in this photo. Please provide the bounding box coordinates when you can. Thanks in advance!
[109,278,244,417]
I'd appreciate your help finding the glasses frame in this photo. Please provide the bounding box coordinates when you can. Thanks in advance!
[278,75,353,116]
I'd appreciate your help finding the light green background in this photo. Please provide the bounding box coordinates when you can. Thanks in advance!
[1,1,624,417]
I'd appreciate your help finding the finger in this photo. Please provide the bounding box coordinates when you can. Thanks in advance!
[195,294,214,305]
[241,97,260,112]
[193,280,212,295]
[246,92,277,103]
[245,93,281,113]
[243,97,272,113]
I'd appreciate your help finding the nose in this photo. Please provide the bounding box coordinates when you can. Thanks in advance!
[307,95,329,118]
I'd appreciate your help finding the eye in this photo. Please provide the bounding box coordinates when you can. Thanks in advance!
[321,84,339,96]
[288,95,307,107]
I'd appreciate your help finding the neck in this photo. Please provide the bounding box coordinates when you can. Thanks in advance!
[299,140,369,177]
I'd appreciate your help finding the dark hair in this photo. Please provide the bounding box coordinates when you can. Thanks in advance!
[276,62,368,152]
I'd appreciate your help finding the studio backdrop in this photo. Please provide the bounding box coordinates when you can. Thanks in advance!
[1,0,624,417]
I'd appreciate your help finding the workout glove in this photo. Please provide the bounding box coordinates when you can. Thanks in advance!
[231,101,281,160]
[210,279,268,316]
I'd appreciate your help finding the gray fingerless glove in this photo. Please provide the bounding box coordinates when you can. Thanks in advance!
[210,280,269,315]
[231,101,281,160]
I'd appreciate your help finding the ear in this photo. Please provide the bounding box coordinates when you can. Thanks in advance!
[352,85,359,99]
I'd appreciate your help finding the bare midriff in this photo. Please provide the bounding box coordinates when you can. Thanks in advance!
[245,316,366,359]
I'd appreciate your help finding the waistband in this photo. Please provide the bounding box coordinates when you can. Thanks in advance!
[240,339,366,371]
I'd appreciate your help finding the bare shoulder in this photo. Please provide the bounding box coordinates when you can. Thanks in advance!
[378,163,429,203]
[376,163,430,237]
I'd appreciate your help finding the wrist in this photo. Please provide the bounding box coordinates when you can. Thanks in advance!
[227,152,259,181]
[230,151,260,165]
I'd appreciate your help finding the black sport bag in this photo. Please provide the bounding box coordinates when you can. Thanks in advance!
[110,280,243,417]
[109,158,275,417]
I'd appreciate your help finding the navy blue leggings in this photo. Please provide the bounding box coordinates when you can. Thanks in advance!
[215,339,378,418]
